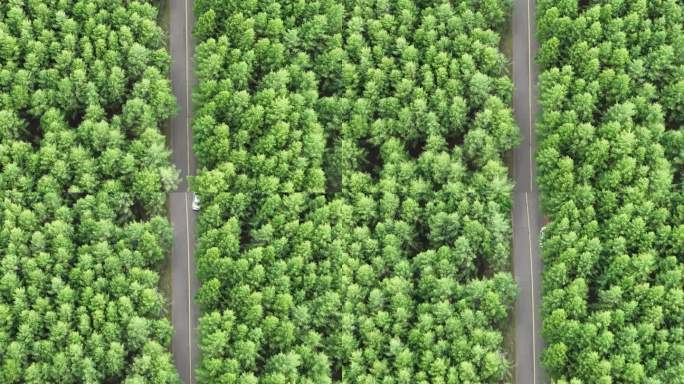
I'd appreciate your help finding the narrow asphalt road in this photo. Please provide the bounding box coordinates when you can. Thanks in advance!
[164,1,540,383]
[511,0,546,383]
[168,0,198,383]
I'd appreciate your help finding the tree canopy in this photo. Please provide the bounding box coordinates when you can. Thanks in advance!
[193,0,519,382]
[0,1,179,382]
[537,0,684,382]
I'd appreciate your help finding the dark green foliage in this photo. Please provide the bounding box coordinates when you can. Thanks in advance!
[0,1,179,382]
[537,0,684,382]
[194,0,518,382]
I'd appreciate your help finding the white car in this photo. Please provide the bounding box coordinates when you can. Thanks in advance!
[192,193,200,211]
[539,226,546,248]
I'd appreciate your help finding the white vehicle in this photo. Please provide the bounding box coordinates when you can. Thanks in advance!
[192,193,200,211]
[539,225,546,248]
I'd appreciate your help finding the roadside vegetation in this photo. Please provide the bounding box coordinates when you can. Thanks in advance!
[193,0,519,382]
[537,0,684,382]
[0,1,179,382]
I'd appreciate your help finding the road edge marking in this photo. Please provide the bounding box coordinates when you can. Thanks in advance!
[183,192,192,382]
[184,0,193,382]
[525,0,539,380]
[185,0,191,176]
[527,0,534,193]
[525,192,537,384]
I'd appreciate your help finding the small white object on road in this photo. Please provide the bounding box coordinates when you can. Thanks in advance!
[192,193,200,211]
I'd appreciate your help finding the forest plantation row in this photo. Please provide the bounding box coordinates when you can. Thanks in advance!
[0,0,681,383]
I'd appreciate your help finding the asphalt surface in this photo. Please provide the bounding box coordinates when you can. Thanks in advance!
[511,0,546,383]
[168,1,198,383]
[163,1,542,383]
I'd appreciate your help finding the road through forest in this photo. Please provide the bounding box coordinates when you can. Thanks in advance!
[511,0,546,383]
[164,0,544,383]
[168,0,198,383]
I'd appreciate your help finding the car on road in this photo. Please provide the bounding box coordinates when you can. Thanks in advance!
[192,193,200,211]
[540,225,546,248]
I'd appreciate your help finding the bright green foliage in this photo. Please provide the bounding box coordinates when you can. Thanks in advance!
[194,0,518,382]
[0,1,179,382]
[537,0,684,382]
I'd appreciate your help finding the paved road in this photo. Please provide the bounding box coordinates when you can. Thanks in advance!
[163,1,541,383]
[168,0,198,383]
[511,0,546,383]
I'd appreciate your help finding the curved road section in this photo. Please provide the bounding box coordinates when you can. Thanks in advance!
[169,0,198,383]
[512,0,546,383]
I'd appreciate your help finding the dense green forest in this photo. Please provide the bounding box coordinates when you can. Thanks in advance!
[537,0,684,382]
[0,1,179,382]
[193,0,519,382]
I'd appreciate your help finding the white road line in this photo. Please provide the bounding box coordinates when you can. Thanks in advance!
[184,0,193,382]
[525,192,537,384]
[525,0,538,380]
[184,192,192,382]
[527,0,534,193]
[185,0,191,175]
